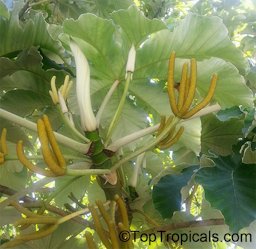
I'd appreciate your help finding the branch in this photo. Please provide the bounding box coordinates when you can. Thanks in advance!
[0,185,33,202]
[23,202,93,228]
[0,184,93,228]
[0,177,53,211]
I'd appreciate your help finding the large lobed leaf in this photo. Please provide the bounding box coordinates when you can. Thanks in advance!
[111,5,166,46]
[0,48,69,119]
[152,166,198,218]
[195,154,256,232]
[201,114,244,156]
[0,12,64,58]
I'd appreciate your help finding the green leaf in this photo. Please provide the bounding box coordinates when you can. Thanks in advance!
[0,48,70,119]
[195,58,252,108]
[134,13,248,79]
[169,14,248,73]
[111,5,166,46]
[242,108,256,137]
[0,89,51,116]
[195,154,256,232]
[0,140,27,191]
[101,97,147,146]
[0,206,21,226]
[0,118,31,145]
[152,166,198,218]
[0,48,69,114]
[0,13,64,58]
[216,106,244,121]
[54,176,89,206]
[0,48,44,78]
[144,151,168,178]
[29,222,84,249]
[0,161,27,190]
[176,118,201,155]
[246,66,256,93]
[64,13,127,79]
[129,81,170,116]
[0,1,9,19]
[10,221,86,249]
[242,142,256,164]
[57,0,133,19]
[172,147,199,166]
[54,175,104,207]
[201,114,243,156]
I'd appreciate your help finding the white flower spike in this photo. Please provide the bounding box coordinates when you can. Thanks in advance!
[70,41,97,132]
[125,44,136,79]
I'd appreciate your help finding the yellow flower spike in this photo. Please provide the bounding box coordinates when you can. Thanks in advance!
[108,221,120,249]
[165,115,175,127]
[182,74,218,119]
[88,205,112,249]
[158,126,184,150]
[42,115,66,169]
[16,140,56,177]
[157,115,175,138]
[158,126,176,147]
[95,200,112,224]
[37,119,65,176]
[1,128,8,155]
[184,74,190,100]
[14,217,58,227]
[156,116,166,136]
[114,195,129,229]
[118,223,133,249]
[10,201,41,218]
[0,152,4,164]
[85,231,98,249]
[15,223,58,241]
[96,200,119,248]
[178,58,197,116]
[167,52,179,116]
[2,224,59,248]
[177,63,188,111]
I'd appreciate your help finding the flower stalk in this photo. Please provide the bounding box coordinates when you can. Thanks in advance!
[96,80,120,127]
[105,72,132,145]
[111,117,181,171]
[105,45,136,145]
[0,108,89,153]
